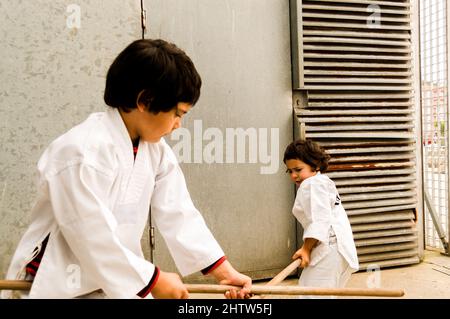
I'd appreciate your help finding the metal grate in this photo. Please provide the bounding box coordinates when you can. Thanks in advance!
[290,0,419,270]
[419,0,450,252]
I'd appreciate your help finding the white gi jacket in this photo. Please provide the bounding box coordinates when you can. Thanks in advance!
[2,108,224,299]
[292,173,359,271]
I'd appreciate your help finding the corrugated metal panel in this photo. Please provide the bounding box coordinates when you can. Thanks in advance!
[290,0,419,270]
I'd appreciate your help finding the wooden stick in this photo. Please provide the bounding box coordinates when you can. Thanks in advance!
[0,279,405,297]
[185,284,405,297]
[265,259,301,286]
[0,280,32,291]
[251,259,301,299]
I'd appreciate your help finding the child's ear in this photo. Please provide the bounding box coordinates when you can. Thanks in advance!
[137,101,146,113]
[136,90,146,112]
[136,89,154,112]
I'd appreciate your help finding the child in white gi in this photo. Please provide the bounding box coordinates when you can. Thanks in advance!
[283,139,359,298]
[2,39,251,299]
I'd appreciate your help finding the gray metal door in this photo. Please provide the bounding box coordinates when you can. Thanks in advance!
[143,0,297,282]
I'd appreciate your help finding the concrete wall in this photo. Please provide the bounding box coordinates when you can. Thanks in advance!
[0,0,296,281]
[0,0,141,278]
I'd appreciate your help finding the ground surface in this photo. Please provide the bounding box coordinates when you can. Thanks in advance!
[191,249,450,299]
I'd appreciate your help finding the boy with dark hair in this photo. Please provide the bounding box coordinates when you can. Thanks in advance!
[2,39,251,299]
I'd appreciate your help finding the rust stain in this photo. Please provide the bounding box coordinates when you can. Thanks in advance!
[328,162,412,171]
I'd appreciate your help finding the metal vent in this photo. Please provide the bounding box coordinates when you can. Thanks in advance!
[290,0,419,270]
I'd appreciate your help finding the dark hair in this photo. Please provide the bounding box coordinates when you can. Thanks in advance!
[283,139,330,172]
[104,39,202,113]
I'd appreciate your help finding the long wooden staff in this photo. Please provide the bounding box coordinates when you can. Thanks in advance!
[185,283,404,297]
[0,278,404,297]
[0,280,31,291]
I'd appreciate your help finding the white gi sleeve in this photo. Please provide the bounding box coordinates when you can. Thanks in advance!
[151,145,225,276]
[46,163,156,298]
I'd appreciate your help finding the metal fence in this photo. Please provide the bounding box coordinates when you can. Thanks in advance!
[420,0,450,252]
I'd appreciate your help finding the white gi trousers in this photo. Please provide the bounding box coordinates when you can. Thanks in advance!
[298,231,353,299]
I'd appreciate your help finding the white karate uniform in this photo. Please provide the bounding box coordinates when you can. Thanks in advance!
[2,107,224,299]
[292,173,359,298]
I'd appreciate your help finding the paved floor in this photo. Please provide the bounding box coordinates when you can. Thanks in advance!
[344,249,450,299]
[191,249,450,299]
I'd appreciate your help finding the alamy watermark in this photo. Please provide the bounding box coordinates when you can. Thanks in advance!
[366,263,381,288]
[170,120,280,175]
[367,4,381,28]
[66,263,81,289]
[66,4,81,29]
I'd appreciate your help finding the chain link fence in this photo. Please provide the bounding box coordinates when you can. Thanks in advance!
[420,0,450,252]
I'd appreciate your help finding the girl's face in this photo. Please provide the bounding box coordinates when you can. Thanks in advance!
[285,159,318,187]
